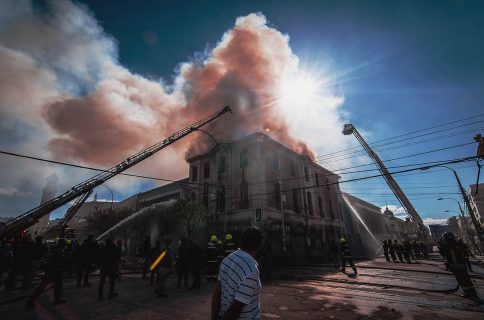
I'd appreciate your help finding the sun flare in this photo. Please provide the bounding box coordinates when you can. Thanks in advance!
[278,72,319,107]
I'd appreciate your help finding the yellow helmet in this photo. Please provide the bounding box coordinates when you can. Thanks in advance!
[210,235,217,242]
[226,234,233,241]
[340,238,346,243]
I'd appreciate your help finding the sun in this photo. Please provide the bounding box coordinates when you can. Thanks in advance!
[278,72,319,107]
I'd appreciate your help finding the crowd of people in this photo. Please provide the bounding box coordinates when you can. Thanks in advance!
[382,239,429,263]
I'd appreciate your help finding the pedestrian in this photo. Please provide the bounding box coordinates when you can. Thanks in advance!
[150,240,161,285]
[141,236,151,279]
[440,232,481,304]
[259,237,273,280]
[330,240,341,268]
[77,235,97,287]
[116,240,125,281]
[206,235,219,281]
[188,238,203,289]
[394,240,404,263]
[26,238,66,308]
[211,226,263,320]
[457,238,473,273]
[154,237,174,298]
[176,237,189,288]
[388,239,397,262]
[98,239,120,301]
[340,238,357,275]
[382,240,390,262]
[223,234,237,258]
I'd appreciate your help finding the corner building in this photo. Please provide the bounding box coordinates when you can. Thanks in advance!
[187,132,344,260]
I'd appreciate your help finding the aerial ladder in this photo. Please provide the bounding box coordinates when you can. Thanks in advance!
[342,124,430,240]
[0,106,232,238]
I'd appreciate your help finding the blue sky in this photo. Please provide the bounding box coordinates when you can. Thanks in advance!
[75,0,484,223]
[0,0,483,225]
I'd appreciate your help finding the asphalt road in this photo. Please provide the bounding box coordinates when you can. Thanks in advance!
[1,254,483,319]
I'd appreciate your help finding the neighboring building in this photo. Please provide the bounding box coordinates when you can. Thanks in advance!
[66,178,190,242]
[428,224,451,242]
[381,207,421,241]
[341,193,390,258]
[187,132,344,259]
[468,184,484,229]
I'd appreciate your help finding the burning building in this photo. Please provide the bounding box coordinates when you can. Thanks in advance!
[187,132,344,259]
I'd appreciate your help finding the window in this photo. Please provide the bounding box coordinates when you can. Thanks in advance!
[216,186,225,212]
[203,182,209,208]
[219,156,226,173]
[318,196,324,218]
[304,166,309,181]
[240,181,249,209]
[329,199,335,220]
[315,173,319,186]
[307,192,313,216]
[191,166,198,182]
[204,162,210,179]
[293,189,300,213]
[240,149,248,168]
[290,159,296,177]
[275,182,281,210]
[272,153,279,170]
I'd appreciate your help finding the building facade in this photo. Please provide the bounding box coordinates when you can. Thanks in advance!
[187,132,344,259]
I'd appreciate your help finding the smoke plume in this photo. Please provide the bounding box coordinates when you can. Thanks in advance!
[0,0,347,217]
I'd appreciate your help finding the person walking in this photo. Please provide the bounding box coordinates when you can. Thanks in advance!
[382,240,390,262]
[188,238,203,289]
[141,236,151,279]
[176,237,189,288]
[26,239,66,308]
[388,239,397,262]
[77,235,97,287]
[394,240,404,263]
[206,235,219,281]
[211,226,263,320]
[154,238,174,298]
[98,239,121,301]
[340,238,357,275]
[440,232,481,304]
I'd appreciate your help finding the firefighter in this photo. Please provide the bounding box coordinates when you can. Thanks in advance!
[440,232,481,304]
[403,241,412,264]
[382,240,390,262]
[217,239,224,264]
[394,240,404,263]
[339,238,357,275]
[223,234,237,257]
[411,240,420,259]
[388,239,397,262]
[457,238,473,273]
[205,235,219,281]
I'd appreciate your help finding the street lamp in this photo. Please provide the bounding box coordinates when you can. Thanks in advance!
[421,165,484,248]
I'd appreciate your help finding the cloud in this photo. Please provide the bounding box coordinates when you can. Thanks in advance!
[422,218,447,226]
[0,2,348,218]
[380,205,406,214]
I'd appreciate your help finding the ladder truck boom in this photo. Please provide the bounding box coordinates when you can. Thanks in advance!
[342,124,428,237]
[1,106,232,237]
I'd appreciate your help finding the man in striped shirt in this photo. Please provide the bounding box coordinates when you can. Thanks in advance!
[211,226,263,320]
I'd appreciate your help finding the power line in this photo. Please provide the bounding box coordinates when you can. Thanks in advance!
[315,113,484,160]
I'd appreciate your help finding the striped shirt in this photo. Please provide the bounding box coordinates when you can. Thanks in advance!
[218,249,261,319]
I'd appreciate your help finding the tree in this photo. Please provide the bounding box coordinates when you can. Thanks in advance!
[173,199,206,237]
[86,207,132,235]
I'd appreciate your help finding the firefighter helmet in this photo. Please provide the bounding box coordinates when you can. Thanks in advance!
[210,235,217,242]
[340,238,346,243]
[226,234,233,241]
[442,232,456,243]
